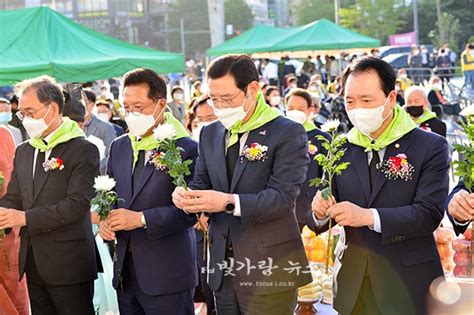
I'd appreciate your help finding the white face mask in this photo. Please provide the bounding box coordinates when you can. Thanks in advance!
[315,80,322,85]
[289,83,297,89]
[96,113,110,123]
[213,94,249,130]
[347,97,390,136]
[286,110,307,125]
[173,93,184,101]
[22,105,52,138]
[125,104,163,137]
[400,73,407,79]
[270,96,281,106]
[192,120,217,141]
[432,83,442,91]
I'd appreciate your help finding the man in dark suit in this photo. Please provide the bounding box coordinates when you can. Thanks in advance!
[309,57,449,315]
[0,76,99,314]
[284,88,330,231]
[404,86,447,137]
[173,54,312,314]
[446,181,473,236]
[98,68,198,314]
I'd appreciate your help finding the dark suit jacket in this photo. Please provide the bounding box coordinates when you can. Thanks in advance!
[190,116,312,296]
[107,135,198,296]
[0,138,99,286]
[307,128,449,315]
[420,117,446,138]
[445,181,471,236]
[295,129,330,228]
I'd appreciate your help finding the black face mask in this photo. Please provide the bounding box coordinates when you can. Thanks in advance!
[406,105,424,118]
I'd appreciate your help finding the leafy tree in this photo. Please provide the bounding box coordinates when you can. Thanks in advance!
[399,0,474,52]
[339,0,406,45]
[224,0,254,39]
[429,13,461,51]
[168,0,211,58]
[292,0,335,25]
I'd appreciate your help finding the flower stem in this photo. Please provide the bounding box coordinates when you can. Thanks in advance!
[182,184,208,261]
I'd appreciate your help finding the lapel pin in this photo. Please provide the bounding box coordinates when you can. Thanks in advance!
[259,130,266,136]
[395,143,400,149]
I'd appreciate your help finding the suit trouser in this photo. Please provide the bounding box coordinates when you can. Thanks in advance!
[117,252,194,315]
[195,233,216,315]
[213,245,297,315]
[350,272,381,315]
[25,247,95,315]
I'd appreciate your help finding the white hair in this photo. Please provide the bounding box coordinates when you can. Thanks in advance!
[404,85,428,100]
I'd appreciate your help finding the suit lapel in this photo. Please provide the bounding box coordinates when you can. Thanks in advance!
[23,145,35,209]
[31,144,69,205]
[230,126,271,192]
[350,145,371,204]
[214,126,230,192]
[121,142,134,208]
[129,159,155,206]
[369,134,412,206]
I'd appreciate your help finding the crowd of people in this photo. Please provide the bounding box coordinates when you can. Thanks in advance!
[0,52,472,315]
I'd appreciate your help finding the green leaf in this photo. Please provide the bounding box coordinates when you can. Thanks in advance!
[309,178,329,188]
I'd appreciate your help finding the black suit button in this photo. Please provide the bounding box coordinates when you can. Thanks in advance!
[222,234,226,239]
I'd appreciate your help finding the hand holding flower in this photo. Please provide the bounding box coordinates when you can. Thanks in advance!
[327,202,374,228]
[107,209,144,231]
[99,220,115,241]
[312,190,336,220]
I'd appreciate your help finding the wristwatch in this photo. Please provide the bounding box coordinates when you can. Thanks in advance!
[224,196,236,215]
[141,213,147,229]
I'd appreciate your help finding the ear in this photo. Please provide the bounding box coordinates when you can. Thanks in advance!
[158,98,167,109]
[388,90,397,109]
[50,102,61,116]
[247,81,260,98]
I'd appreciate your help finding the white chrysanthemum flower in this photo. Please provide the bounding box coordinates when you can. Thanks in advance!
[153,123,176,142]
[460,106,474,117]
[321,119,340,132]
[93,175,116,192]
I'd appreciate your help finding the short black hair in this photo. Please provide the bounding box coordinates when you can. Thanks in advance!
[171,85,184,96]
[265,85,279,97]
[9,95,18,104]
[207,54,259,91]
[342,57,395,97]
[122,68,167,101]
[285,88,313,109]
[15,75,65,113]
[83,89,96,104]
[190,95,210,116]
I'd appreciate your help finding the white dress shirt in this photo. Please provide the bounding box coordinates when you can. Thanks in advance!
[32,122,65,178]
[312,148,386,233]
[224,132,249,217]
[262,62,279,81]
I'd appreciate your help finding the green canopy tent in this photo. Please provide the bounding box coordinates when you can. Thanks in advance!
[206,24,303,57]
[0,6,184,85]
[269,19,381,52]
[207,18,380,57]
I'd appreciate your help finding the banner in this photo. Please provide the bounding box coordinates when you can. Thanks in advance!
[389,32,416,46]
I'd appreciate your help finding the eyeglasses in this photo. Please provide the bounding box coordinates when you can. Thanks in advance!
[119,99,163,117]
[16,104,50,121]
[208,88,246,109]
